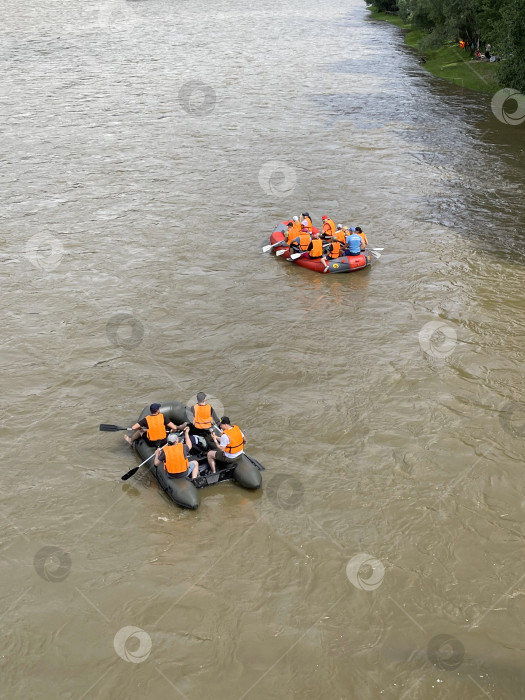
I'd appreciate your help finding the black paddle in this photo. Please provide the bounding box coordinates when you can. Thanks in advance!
[100,424,133,432]
[121,446,165,481]
[121,429,186,481]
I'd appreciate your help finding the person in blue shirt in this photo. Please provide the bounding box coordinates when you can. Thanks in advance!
[345,229,363,256]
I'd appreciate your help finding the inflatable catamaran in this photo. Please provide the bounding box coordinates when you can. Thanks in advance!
[123,400,264,510]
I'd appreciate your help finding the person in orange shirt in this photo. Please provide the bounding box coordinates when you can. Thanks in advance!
[321,215,336,239]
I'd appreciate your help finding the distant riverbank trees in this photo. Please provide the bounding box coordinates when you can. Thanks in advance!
[366,0,525,92]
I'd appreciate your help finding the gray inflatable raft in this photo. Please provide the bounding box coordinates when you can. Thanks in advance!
[132,400,264,509]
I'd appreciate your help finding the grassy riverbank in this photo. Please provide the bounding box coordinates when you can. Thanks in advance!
[368,7,500,94]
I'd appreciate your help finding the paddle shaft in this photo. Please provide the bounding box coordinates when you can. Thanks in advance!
[100,424,133,432]
[121,439,169,480]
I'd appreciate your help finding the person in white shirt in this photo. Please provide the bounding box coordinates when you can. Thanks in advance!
[207,416,246,473]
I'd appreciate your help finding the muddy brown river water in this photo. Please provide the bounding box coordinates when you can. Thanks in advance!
[1,0,525,698]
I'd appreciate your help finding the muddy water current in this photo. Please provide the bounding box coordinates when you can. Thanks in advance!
[1,0,525,697]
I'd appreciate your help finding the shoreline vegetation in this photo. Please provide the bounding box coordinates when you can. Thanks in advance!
[365,0,525,95]
[367,6,499,94]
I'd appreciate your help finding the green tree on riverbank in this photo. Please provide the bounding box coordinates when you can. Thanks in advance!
[497,0,525,93]
[367,0,525,92]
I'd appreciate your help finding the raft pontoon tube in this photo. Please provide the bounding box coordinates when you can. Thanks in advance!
[131,400,264,510]
[270,222,372,274]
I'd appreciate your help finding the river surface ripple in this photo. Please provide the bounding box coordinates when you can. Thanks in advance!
[1,0,525,698]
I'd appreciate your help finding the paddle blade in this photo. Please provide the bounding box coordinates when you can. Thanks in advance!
[262,245,272,253]
[121,466,140,481]
[370,250,381,259]
[100,424,129,432]
[289,253,303,260]
[276,249,289,256]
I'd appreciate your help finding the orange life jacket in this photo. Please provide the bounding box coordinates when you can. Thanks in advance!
[302,216,313,231]
[145,413,166,441]
[356,231,368,246]
[286,227,296,245]
[309,238,323,258]
[328,241,341,259]
[224,425,244,454]
[323,219,335,236]
[294,233,311,251]
[193,403,212,429]
[163,443,188,475]
[335,230,346,245]
[292,220,302,235]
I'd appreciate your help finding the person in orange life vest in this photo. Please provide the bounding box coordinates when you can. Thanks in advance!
[321,215,336,239]
[125,403,183,446]
[327,236,342,259]
[154,428,199,480]
[207,416,246,474]
[354,226,368,250]
[189,391,220,438]
[307,233,324,259]
[301,213,313,231]
[334,225,346,246]
[291,216,302,235]
[285,222,296,245]
[289,231,311,254]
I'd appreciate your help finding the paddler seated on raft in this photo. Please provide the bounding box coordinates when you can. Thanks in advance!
[307,232,324,259]
[207,416,246,474]
[321,215,336,239]
[327,235,343,260]
[289,229,311,255]
[355,226,368,248]
[334,225,346,246]
[189,391,220,438]
[285,221,297,245]
[301,213,313,232]
[344,229,364,256]
[125,403,185,447]
[154,428,199,480]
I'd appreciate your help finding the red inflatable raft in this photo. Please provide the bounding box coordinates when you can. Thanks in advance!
[269,223,372,274]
